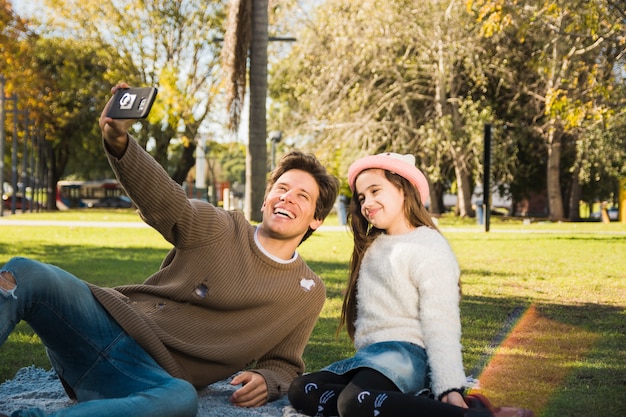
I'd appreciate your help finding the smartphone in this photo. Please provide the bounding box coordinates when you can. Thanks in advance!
[107,87,158,119]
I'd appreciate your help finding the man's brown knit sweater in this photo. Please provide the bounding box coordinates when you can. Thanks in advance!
[88,137,326,401]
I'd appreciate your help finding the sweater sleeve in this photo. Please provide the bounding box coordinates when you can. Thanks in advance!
[252,296,324,401]
[413,234,467,397]
[103,135,228,248]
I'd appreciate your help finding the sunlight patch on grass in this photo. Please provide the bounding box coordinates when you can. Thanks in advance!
[470,305,600,414]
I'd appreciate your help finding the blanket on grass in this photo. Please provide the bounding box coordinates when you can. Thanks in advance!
[0,366,308,417]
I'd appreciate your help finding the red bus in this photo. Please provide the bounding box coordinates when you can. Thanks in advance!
[56,180,132,209]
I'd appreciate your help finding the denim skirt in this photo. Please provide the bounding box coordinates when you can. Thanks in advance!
[322,340,431,395]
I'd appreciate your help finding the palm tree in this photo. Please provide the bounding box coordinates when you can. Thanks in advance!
[222,0,268,222]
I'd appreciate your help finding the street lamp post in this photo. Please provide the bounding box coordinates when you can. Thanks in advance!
[268,130,282,171]
[10,93,18,214]
[21,110,30,213]
[0,74,5,217]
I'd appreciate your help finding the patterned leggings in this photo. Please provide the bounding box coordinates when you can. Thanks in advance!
[288,369,473,417]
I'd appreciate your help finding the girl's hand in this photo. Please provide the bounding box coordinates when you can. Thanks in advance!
[441,391,468,408]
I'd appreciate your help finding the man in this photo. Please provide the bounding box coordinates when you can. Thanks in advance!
[0,83,339,417]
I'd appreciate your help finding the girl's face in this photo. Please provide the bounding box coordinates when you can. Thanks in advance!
[355,169,413,235]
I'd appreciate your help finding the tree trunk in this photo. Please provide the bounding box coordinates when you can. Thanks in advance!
[171,143,197,185]
[546,123,564,221]
[451,147,473,217]
[245,0,268,221]
[568,165,582,221]
[429,180,445,215]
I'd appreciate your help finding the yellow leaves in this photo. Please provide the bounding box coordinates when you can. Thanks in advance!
[479,12,514,38]
[466,0,512,38]
[563,102,586,129]
[545,85,609,131]
[544,87,561,112]
[180,135,191,148]
[545,89,579,126]
[545,2,559,15]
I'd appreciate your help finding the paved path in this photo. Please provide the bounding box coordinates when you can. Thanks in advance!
[2,216,626,234]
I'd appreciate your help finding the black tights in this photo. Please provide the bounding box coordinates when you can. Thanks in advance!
[288,369,487,417]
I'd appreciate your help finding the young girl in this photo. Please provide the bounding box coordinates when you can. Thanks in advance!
[288,153,532,417]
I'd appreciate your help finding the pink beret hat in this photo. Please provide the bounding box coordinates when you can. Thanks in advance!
[347,152,430,204]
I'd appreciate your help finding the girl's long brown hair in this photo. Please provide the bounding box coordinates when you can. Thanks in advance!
[338,169,439,341]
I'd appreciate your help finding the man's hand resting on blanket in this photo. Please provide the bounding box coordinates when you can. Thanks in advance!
[229,371,269,407]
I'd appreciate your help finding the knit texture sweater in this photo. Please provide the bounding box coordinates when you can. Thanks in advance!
[88,137,326,401]
[353,227,466,397]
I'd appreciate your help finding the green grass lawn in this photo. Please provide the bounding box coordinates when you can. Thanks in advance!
[0,210,625,417]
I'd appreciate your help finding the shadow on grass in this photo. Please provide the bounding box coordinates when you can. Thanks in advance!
[542,235,626,242]
[1,244,168,287]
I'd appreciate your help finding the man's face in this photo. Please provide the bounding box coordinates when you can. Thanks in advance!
[261,169,322,241]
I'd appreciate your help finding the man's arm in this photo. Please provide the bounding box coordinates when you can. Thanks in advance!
[246,309,322,405]
[99,83,227,247]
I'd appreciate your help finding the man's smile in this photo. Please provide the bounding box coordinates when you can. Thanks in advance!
[274,207,295,219]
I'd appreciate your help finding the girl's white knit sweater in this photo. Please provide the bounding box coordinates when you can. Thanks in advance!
[354,226,467,397]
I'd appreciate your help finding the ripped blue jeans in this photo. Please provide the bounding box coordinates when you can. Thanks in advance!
[0,257,198,417]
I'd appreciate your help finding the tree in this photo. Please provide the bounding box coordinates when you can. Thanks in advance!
[270,0,492,215]
[469,0,626,220]
[0,0,32,197]
[2,1,116,209]
[36,0,227,184]
[222,0,268,221]
[247,0,269,220]
[25,38,116,187]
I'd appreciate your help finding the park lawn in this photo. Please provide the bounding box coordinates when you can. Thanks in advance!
[0,210,625,417]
